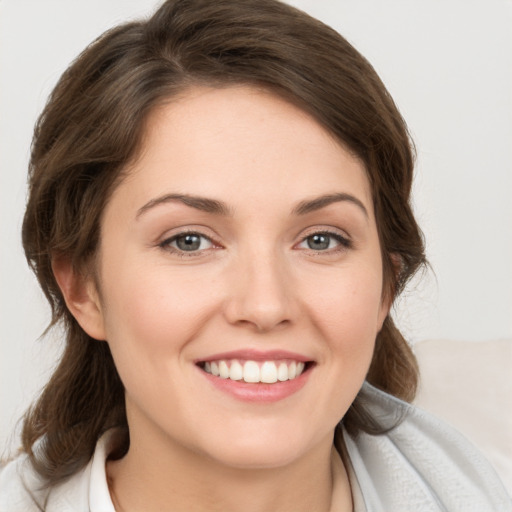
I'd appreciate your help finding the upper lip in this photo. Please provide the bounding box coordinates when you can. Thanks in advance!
[194,349,313,364]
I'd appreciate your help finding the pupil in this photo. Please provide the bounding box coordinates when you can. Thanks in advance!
[308,234,329,250]
[177,234,201,251]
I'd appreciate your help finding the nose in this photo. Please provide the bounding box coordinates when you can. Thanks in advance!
[223,247,295,333]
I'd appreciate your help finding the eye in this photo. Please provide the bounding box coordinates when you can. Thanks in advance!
[297,232,351,252]
[161,232,214,253]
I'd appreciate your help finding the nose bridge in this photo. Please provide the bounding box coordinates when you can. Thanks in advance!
[225,241,293,331]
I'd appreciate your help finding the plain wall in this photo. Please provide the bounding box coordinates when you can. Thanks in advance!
[1,0,511,452]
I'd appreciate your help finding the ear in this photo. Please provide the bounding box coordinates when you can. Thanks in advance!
[52,256,106,341]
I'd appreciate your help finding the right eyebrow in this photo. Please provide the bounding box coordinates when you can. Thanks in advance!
[292,192,369,219]
[135,193,232,219]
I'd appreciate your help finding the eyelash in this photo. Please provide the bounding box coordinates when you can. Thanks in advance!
[297,230,352,254]
[159,231,219,257]
[158,229,352,257]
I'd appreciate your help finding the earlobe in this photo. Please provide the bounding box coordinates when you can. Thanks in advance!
[52,256,106,341]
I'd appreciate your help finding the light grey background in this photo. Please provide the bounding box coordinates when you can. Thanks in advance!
[1,0,511,452]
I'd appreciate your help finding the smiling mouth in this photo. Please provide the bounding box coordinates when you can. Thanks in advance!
[197,359,314,384]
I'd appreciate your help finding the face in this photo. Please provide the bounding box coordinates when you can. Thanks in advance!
[89,86,389,469]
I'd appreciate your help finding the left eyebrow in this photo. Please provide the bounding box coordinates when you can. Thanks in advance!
[136,193,232,219]
[292,193,369,218]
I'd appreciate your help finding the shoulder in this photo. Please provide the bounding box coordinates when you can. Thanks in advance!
[343,382,512,512]
[0,454,48,511]
[0,444,101,512]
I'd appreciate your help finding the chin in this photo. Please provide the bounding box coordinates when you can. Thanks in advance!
[196,424,325,470]
[210,444,304,470]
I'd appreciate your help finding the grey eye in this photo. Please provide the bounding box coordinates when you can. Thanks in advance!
[306,234,331,250]
[297,231,351,252]
[174,234,206,251]
[160,231,215,254]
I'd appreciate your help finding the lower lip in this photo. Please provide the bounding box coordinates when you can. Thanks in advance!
[198,366,312,403]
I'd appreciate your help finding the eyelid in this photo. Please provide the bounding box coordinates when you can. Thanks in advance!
[157,227,223,256]
[295,227,353,252]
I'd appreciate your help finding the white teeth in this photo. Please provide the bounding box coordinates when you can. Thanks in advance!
[243,361,260,383]
[277,362,288,381]
[288,361,297,379]
[229,360,243,381]
[202,359,308,383]
[260,361,278,383]
[219,361,229,379]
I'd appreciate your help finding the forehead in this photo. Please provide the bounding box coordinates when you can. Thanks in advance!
[114,85,373,216]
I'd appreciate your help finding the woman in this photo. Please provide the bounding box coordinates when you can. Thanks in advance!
[1,0,510,510]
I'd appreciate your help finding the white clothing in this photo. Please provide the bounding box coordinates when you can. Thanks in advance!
[1,382,511,511]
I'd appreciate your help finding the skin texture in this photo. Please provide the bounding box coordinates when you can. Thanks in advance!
[55,86,390,511]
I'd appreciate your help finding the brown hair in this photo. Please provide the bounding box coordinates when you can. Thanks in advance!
[21,0,425,487]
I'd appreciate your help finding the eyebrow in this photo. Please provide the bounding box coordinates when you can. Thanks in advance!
[136,193,232,219]
[292,193,369,218]
[136,191,369,219]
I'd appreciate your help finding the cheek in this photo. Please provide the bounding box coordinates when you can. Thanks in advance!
[293,270,384,432]
[304,265,385,342]
[97,266,220,417]
[99,260,220,370]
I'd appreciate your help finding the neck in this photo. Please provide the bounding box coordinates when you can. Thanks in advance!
[107,427,352,512]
